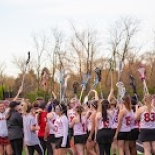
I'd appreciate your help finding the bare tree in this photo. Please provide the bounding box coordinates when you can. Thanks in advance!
[33,31,47,92]
[12,55,26,73]
[69,23,101,91]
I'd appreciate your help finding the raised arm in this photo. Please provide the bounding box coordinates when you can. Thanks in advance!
[13,86,23,101]
[52,91,57,99]
[107,88,116,102]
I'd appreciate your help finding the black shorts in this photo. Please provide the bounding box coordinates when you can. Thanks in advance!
[68,128,74,140]
[129,128,139,141]
[74,134,88,144]
[55,137,70,149]
[47,134,55,143]
[111,128,116,138]
[139,128,155,142]
[96,128,113,144]
[117,131,131,140]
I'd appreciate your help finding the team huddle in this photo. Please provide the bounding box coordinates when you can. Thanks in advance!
[0,87,155,155]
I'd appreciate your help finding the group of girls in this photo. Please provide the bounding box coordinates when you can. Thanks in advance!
[0,88,155,155]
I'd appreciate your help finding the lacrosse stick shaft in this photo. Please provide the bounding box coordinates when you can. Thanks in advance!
[99,82,103,99]
[79,86,84,102]
[110,70,114,90]
[60,83,62,101]
[135,94,139,101]
[87,84,96,97]
[21,52,30,88]
[21,65,27,88]
[143,80,149,94]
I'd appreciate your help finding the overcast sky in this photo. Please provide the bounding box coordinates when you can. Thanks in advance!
[0,0,155,76]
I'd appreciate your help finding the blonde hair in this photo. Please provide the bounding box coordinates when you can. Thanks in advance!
[21,99,31,114]
[122,95,131,111]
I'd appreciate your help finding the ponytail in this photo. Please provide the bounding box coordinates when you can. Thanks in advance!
[75,106,84,122]
[101,100,109,122]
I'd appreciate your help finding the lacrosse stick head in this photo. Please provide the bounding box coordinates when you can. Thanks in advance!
[59,70,65,84]
[109,58,115,71]
[138,67,146,80]
[129,74,135,86]
[129,75,137,94]
[73,82,79,94]
[81,73,91,87]
[64,75,70,85]
[118,61,123,73]
[94,77,99,86]
[116,81,126,102]
[26,51,30,65]
[95,67,101,82]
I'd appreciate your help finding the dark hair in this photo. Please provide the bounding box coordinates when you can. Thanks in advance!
[53,99,60,106]
[59,103,67,115]
[52,99,60,111]
[75,106,84,122]
[32,102,39,108]
[26,105,32,113]
[6,101,19,120]
[131,98,138,112]
[101,99,109,122]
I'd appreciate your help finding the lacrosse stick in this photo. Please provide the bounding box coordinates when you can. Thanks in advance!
[42,70,48,91]
[116,60,124,103]
[59,70,65,101]
[129,75,139,101]
[83,77,98,104]
[95,67,103,99]
[109,58,115,90]
[21,52,30,88]
[62,75,70,101]
[118,60,123,82]
[138,67,149,95]
[41,69,49,102]
[87,68,101,98]
[73,82,79,98]
[116,81,126,104]
[79,73,91,102]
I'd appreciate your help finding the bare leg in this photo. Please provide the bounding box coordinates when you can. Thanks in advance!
[87,141,96,155]
[124,141,130,155]
[143,142,151,155]
[60,148,67,155]
[75,144,84,155]
[117,140,124,155]
[5,144,13,155]
[111,140,117,155]
[151,141,155,154]
[129,141,137,155]
[0,145,4,155]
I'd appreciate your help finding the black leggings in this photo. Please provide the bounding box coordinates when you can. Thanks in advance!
[39,137,46,154]
[10,138,23,155]
[27,144,44,155]
[46,137,53,155]
[98,143,111,155]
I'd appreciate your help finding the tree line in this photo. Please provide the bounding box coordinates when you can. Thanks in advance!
[0,16,155,101]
